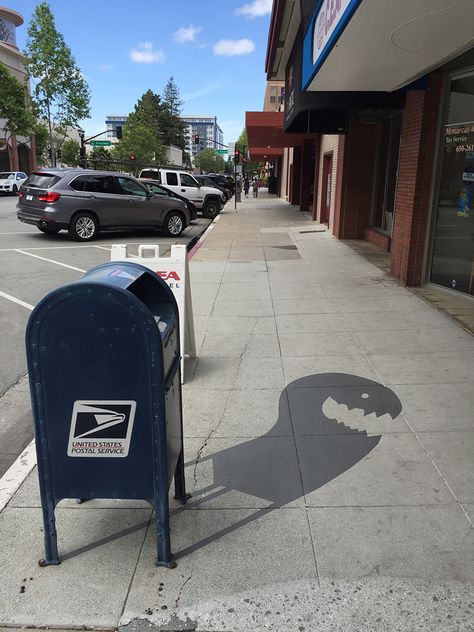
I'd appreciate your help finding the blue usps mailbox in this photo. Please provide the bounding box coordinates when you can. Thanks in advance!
[25,261,188,568]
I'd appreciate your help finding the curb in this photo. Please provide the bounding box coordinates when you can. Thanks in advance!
[187,212,221,260]
[0,439,36,513]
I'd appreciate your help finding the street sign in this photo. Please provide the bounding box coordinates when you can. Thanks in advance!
[216,149,228,155]
[90,140,112,147]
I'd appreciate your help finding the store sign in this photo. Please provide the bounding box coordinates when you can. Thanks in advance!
[444,123,474,218]
[302,0,362,90]
[312,0,351,65]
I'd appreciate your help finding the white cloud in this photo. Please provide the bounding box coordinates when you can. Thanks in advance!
[173,24,202,44]
[213,38,255,56]
[183,82,224,101]
[235,0,272,18]
[130,42,166,64]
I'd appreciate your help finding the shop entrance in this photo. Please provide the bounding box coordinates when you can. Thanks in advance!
[321,153,333,224]
[430,72,474,294]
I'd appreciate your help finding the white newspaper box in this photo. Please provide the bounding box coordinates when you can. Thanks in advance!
[111,244,196,383]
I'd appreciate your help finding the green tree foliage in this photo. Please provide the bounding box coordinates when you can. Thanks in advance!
[0,62,36,139]
[24,1,90,166]
[112,122,162,164]
[194,148,225,173]
[61,138,80,166]
[236,127,259,176]
[33,122,49,165]
[161,76,187,150]
[111,90,166,165]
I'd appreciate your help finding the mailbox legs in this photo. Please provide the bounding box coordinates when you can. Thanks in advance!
[39,502,60,566]
[173,449,190,505]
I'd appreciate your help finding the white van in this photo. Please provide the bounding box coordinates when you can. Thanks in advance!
[138,168,224,219]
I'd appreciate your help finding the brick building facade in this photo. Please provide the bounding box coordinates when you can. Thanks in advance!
[247,1,474,296]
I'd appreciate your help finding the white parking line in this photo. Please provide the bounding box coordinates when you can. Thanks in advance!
[15,249,86,273]
[94,245,112,251]
[0,231,34,235]
[0,290,34,310]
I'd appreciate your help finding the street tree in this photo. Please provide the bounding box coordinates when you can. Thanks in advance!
[0,62,36,164]
[161,76,187,149]
[61,138,80,166]
[112,122,162,165]
[194,148,224,173]
[24,1,90,166]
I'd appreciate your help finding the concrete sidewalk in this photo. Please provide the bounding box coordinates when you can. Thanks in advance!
[0,191,473,632]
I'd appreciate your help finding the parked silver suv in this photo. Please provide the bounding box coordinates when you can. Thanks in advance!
[17,169,190,241]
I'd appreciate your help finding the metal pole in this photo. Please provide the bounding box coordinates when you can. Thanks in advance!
[234,158,237,210]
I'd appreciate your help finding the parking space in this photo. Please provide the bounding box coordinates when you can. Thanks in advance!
[0,194,213,475]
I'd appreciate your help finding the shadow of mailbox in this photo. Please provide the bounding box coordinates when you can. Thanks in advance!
[25,261,188,568]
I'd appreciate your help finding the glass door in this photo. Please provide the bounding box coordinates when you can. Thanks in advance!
[430,72,474,294]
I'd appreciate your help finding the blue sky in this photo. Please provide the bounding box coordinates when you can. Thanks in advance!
[12,0,272,143]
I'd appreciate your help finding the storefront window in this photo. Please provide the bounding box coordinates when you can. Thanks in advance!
[430,73,474,294]
[372,113,402,234]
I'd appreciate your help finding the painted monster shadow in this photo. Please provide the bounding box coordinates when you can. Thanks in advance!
[176,373,402,559]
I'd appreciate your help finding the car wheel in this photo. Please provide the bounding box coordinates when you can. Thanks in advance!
[202,199,220,219]
[37,225,61,234]
[163,211,184,237]
[69,212,99,241]
[11,185,17,196]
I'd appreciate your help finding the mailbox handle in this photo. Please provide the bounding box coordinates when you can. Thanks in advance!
[164,355,180,393]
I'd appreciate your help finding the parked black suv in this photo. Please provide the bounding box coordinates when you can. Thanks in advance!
[17,169,190,241]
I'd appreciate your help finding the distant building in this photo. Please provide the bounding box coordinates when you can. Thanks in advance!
[263,81,285,111]
[0,7,36,172]
[180,115,224,161]
[105,115,128,143]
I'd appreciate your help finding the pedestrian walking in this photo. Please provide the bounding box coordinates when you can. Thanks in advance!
[243,176,250,198]
[252,177,259,198]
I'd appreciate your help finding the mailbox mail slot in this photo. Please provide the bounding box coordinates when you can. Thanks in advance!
[25,261,189,568]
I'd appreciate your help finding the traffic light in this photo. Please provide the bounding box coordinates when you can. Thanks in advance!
[234,149,240,164]
[194,134,200,144]
[130,154,136,161]
[116,126,123,140]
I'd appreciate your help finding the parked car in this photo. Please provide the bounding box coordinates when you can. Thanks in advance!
[0,171,28,195]
[207,173,235,194]
[138,167,224,219]
[140,179,198,221]
[194,175,231,201]
[17,169,190,241]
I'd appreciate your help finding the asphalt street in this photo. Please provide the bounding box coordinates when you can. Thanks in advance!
[0,194,212,476]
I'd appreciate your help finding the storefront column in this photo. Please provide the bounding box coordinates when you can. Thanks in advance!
[312,136,321,220]
[390,73,444,286]
[337,120,378,238]
[290,145,302,205]
[299,139,314,212]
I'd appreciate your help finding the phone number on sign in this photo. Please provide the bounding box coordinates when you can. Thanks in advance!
[456,144,474,152]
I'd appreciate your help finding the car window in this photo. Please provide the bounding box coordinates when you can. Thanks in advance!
[24,173,61,189]
[116,176,148,197]
[0,173,14,179]
[19,173,27,179]
[180,173,197,187]
[70,175,117,194]
[202,177,216,187]
[139,169,161,182]
[166,172,178,186]
[147,183,169,196]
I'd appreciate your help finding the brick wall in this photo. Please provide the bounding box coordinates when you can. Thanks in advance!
[390,73,444,286]
[336,120,378,239]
